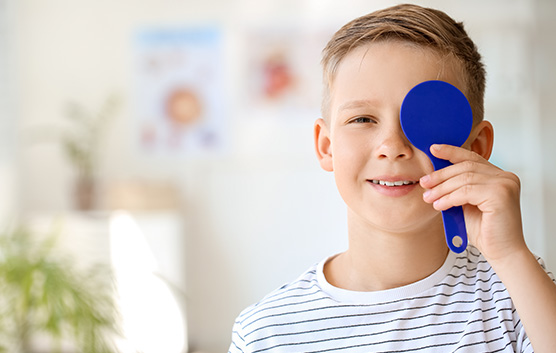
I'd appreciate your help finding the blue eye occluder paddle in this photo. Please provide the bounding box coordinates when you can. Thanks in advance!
[400,80,473,253]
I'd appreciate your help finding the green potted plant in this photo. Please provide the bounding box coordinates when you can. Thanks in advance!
[0,223,119,353]
[61,95,120,210]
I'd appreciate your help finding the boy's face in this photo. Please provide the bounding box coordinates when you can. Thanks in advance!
[316,40,466,233]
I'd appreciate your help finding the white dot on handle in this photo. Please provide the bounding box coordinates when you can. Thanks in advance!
[452,235,463,248]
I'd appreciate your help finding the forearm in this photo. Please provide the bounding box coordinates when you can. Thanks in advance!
[489,248,556,352]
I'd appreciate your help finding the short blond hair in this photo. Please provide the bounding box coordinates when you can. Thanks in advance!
[321,4,485,124]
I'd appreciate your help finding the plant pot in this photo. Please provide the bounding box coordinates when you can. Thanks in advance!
[74,177,96,210]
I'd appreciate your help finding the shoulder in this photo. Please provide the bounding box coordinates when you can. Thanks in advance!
[427,247,514,315]
[231,261,330,340]
[236,262,323,323]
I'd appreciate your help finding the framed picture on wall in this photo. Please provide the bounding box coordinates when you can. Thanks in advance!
[240,25,332,124]
[132,27,227,157]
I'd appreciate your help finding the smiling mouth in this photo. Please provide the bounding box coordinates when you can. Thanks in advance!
[369,180,418,187]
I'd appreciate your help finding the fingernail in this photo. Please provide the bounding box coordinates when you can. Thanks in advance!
[420,175,430,184]
[423,190,432,199]
[431,144,441,151]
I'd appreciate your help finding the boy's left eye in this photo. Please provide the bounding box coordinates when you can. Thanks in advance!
[350,116,375,124]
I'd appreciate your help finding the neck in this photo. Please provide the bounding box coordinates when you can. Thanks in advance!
[325,210,449,292]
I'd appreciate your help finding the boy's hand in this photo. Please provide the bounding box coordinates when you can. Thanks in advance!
[419,144,526,262]
[420,144,556,353]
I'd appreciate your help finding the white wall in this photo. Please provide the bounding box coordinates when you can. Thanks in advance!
[0,0,17,226]
[536,0,556,274]
[10,0,556,352]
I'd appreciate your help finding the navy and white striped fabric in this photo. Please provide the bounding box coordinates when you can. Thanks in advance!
[229,247,555,352]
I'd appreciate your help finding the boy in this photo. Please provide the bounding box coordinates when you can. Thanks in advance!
[229,4,556,352]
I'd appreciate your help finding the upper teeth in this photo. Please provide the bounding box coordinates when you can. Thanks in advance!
[371,180,415,186]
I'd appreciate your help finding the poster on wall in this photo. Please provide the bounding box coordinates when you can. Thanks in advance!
[132,27,226,156]
[242,26,331,123]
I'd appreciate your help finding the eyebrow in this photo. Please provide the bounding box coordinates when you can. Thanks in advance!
[337,99,378,114]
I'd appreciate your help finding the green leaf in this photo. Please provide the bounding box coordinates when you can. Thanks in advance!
[0,223,120,352]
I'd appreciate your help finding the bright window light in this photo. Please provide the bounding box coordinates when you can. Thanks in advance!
[109,211,186,353]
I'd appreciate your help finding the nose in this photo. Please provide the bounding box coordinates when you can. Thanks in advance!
[375,125,414,161]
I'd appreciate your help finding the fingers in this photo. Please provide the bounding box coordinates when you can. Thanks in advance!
[421,144,502,188]
[420,144,520,212]
[430,143,487,166]
[423,174,517,211]
[423,173,520,212]
[422,172,478,210]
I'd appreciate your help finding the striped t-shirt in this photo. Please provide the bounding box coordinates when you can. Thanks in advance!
[229,247,555,352]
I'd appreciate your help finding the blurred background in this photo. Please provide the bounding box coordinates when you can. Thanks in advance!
[0,0,555,352]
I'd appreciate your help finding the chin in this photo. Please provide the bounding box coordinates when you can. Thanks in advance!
[356,208,440,234]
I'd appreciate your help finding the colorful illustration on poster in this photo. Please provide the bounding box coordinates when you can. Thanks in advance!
[133,27,225,156]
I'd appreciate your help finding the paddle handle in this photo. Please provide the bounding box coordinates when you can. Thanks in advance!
[430,154,468,253]
[441,206,468,253]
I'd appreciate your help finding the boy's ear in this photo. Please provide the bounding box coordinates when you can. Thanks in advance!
[314,118,334,172]
[469,120,494,160]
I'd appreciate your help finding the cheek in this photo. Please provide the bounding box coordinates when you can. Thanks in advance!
[331,137,370,198]
[332,135,369,173]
